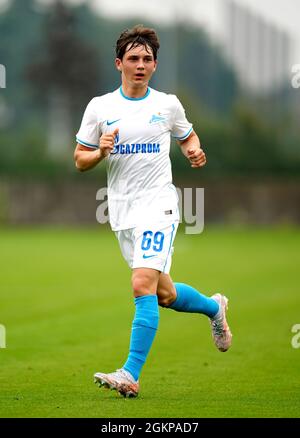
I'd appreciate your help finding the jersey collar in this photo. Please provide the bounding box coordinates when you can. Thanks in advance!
[119,86,150,101]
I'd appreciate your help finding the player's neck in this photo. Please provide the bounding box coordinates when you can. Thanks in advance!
[121,83,149,99]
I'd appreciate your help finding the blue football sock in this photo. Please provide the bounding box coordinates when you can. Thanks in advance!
[123,295,159,381]
[169,282,219,318]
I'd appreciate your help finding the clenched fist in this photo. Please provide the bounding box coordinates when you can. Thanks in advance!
[99,128,119,158]
[187,147,206,168]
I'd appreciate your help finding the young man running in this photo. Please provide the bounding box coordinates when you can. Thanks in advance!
[74,25,232,398]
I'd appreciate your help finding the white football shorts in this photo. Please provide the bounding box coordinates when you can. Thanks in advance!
[115,221,179,274]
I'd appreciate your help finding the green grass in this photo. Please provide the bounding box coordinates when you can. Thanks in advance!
[0,226,299,418]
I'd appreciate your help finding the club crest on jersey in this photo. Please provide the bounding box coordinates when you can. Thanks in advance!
[149,113,166,124]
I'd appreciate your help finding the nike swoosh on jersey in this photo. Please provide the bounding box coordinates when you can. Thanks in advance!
[142,254,157,259]
[107,119,121,125]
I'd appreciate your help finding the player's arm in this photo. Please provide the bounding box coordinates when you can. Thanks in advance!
[177,130,206,168]
[74,128,119,172]
[74,143,102,172]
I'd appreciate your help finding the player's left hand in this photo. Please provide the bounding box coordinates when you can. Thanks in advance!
[187,148,206,168]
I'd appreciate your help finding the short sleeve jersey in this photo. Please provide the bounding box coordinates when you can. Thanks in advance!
[76,87,193,231]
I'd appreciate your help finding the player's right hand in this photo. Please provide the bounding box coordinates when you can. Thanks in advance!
[99,128,119,158]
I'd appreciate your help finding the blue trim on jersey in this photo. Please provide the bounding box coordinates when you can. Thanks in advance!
[163,223,176,271]
[173,127,193,141]
[76,137,98,149]
[119,86,150,101]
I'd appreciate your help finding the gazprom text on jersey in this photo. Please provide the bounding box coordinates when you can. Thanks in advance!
[112,143,160,154]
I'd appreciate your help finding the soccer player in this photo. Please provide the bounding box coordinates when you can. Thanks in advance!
[74,25,232,398]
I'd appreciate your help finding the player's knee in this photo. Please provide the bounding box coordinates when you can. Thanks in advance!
[157,289,177,307]
[131,273,155,296]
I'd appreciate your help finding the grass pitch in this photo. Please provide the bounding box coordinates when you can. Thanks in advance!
[0,226,299,418]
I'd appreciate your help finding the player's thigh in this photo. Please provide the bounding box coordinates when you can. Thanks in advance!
[131,267,160,297]
[157,273,176,307]
[115,229,134,268]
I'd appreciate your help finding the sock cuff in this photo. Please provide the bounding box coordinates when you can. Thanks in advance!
[134,294,158,306]
[170,283,184,308]
[133,294,159,330]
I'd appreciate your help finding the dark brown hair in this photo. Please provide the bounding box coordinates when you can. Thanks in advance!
[116,24,160,60]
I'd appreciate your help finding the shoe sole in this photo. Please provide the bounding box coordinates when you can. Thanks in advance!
[94,375,138,398]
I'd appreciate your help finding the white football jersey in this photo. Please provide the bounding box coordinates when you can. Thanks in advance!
[76,86,193,231]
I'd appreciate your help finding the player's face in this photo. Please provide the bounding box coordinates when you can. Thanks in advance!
[115,44,157,88]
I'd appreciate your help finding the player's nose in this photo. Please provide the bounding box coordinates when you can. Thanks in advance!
[137,60,145,69]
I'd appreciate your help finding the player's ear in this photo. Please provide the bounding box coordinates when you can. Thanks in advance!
[115,58,122,73]
[153,59,158,72]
